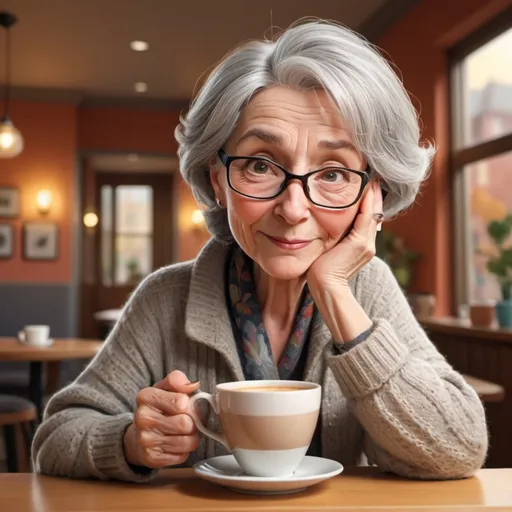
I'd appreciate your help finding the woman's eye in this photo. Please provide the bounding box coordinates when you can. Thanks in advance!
[321,170,344,182]
[250,161,269,173]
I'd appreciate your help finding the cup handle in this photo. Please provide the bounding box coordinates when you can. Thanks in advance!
[188,392,229,450]
[18,331,26,344]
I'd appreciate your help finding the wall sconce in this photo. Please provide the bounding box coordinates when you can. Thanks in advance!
[191,209,206,234]
[36,189,52,215]
[83,212,99,228]
[191,209,204,226]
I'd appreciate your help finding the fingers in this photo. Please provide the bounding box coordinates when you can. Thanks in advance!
[135,407,196,435]
[136,387,190,416]
[351,213,378,254]
[128,371,203,469]
[373,181,383,213]
[138,430,200,453]
[355,181,383,238]
[359,179,375,215]
[137,448,190,469]
[154,370,201,394]
[373,181,384,231]
[134,420,199,469]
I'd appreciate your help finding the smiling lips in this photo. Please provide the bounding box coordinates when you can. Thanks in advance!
[264,234,312,250]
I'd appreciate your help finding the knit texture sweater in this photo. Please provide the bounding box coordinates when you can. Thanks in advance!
[32,239,488,482]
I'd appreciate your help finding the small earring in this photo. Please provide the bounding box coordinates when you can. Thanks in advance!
[216,198,224,208]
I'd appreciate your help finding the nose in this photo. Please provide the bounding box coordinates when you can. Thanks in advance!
[273,180,310,225]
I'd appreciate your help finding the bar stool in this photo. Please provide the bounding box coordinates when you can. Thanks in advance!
[0,395,37,472]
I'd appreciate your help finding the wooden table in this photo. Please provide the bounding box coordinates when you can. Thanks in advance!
[0,467,511,511]
[94,308,122,337]
[0,338,103,421]
[462,374,506,403]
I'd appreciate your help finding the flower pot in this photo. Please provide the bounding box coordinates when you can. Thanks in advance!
[496,300,512,328]
[469,300,496,327]
[408,293,436,320]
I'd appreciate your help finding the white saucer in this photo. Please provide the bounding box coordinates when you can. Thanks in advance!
[19,338,54,347]
[193,455,343,495]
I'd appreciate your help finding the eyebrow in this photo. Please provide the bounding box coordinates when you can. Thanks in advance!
[237,129,283,146]
[237,128,357,154]
[318,139,358,153]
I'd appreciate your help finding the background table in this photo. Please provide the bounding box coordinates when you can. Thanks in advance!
[0,467,511,511]
[0,338,103,421]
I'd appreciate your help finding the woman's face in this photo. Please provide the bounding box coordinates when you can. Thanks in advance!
[210,86,368,280]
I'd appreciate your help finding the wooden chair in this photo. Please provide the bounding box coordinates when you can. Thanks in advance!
[0,395,37,472]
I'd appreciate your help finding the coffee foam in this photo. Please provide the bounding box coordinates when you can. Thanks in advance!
[236,386,303,392]
[218,385,321,416]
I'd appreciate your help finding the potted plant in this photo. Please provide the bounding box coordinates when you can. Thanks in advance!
[375,230,419,291]
[375,230,434,318]
[126,257,143,285]
[484,215,512,328]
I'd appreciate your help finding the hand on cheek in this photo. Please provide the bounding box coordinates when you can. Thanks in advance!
[306,181,384,288]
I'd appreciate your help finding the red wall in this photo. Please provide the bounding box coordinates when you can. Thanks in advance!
[376,0,511,315]
[0,100,207,283]
[78,106,180,153]
[0,101,76,282]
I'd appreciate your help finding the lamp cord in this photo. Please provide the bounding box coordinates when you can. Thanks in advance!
[3,25,10,119]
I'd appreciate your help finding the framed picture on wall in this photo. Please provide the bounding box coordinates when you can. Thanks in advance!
[23,222,58,260]
[0,187,20,218]
[0,224,14,259]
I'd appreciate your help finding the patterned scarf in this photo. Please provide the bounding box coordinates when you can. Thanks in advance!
[226,245,315,380]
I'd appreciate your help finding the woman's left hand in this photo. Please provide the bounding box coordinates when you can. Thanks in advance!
[306,180,384,290]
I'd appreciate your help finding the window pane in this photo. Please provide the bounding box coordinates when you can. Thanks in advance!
[115,235,152,285]
[101,185,113,285]
[466,151,512,301]
[461,28,512,147]
[116,186,153,234]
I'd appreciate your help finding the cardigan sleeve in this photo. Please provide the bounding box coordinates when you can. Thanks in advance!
[31,272,174,482]
[326,258,488,480]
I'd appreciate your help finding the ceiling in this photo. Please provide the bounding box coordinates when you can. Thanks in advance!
[0,0,406,102]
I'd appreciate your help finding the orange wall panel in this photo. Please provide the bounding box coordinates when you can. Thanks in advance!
[176,176,211,261]
[0,101,76,283]
[78,106,181,153]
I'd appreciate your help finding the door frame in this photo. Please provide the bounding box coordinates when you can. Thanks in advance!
[78,156,176,338]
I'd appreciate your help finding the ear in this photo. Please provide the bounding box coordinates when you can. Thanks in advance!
[209,156,225,204]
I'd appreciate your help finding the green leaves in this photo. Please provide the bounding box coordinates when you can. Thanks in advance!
[487,217,512,246]
[485,215,512,300]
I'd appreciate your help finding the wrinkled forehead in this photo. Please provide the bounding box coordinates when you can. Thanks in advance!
[235,86,349,135]
[225,86,364,169]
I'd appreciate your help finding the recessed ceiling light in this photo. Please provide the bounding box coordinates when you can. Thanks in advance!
[134,82,148,93]
[130,40,149,52]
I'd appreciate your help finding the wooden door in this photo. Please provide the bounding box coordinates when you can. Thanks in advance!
[80,172,174,337]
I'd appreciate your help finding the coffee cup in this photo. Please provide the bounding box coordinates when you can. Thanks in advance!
[18,325,51,346]
[188,380,321,477]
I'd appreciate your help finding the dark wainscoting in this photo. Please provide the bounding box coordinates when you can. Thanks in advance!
[422,318,512,468]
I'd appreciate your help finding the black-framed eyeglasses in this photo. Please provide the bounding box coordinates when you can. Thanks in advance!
[218,149,371,209]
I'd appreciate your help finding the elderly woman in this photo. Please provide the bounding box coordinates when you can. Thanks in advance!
[33,20,487,482]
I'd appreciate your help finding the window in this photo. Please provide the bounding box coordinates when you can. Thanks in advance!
[101,185,153,285]
[451,13,512,306]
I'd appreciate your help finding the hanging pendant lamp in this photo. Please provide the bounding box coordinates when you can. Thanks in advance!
[0,11,23,158]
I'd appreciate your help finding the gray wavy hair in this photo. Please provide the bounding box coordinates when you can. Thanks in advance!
[175,19,435,242]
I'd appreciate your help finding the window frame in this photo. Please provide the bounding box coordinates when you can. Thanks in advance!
[449,9,512,311]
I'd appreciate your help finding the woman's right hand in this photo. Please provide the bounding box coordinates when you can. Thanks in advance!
[123,370,201,469]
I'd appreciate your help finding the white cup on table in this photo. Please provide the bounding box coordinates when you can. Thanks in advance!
[18,325,52,346]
